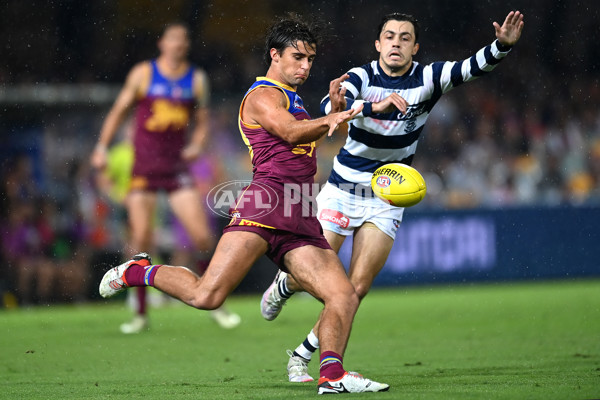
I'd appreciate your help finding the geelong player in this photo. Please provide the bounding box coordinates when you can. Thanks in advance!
[99,15,389,394]
[261,11,525,382]
[91,22,239,333]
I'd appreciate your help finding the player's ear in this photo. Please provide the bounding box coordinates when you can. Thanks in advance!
[270,48,280,63]
[412,42,420,56]
[375,40,381,53]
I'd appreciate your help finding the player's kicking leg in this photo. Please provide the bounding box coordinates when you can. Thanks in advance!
[99,252,154,298]
[283,244,389,394]
[169,187,241,329]
[100,231,267,310]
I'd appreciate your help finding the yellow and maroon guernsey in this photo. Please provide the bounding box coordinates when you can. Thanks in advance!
[229,77,322,237]
[131,60,196,191]
[239,77,317,187]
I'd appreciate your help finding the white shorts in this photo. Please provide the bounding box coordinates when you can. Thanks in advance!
[316,182,405,240]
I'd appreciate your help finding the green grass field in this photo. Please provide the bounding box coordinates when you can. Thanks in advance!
[1,279,599,399]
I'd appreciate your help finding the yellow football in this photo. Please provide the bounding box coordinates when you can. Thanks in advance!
[371,163,427,207]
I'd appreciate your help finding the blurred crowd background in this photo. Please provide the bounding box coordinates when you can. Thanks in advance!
[1,0,598,305]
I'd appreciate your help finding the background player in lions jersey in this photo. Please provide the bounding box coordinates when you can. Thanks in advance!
[261,11,525,382]
[91,22,239,333]
[99,15,390,394]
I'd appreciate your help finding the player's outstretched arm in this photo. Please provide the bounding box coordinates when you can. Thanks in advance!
[493,11,524,47]
[434,11,524,95]
[91,63,146,169]
[243,87,361,145]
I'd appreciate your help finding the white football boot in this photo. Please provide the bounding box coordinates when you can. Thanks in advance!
[119,315,149,334]
[287,350,314,382]
[317,372,390,394]
[210,307,242,329]
[99,253,152,298]
[260,270,291,321]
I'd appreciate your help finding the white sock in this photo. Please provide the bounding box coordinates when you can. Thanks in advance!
[293,329,319,361]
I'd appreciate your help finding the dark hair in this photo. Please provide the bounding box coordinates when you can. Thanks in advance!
[264,14,323,66]
[160,21,190,39]
[377,13,420,43]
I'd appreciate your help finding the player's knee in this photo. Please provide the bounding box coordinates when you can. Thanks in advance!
[189,290,225,310]
[344,291,360,315]
[354,283,372,301]
[191,234,215,253]
[327,285,359,314]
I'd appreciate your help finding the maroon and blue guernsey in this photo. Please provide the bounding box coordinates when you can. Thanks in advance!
[239,77,317,187]
[131,60,196,191]
[226,77,322,238]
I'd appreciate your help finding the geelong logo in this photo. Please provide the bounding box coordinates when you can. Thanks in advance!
[206,180,279,219]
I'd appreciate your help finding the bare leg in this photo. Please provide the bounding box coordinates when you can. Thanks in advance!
[168,187,215,252]
[126,191,157,253]
[169,187,239,328]
[153,231,268,310]
[347,223,394,299]
[126,191,157,317]
[292,224,394,358]
[283,245,358,357]
[285,230,346,292]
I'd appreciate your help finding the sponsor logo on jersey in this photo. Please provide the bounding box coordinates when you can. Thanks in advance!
[238,219,275,229]
[319,209,350,228]
[396,102,427,120]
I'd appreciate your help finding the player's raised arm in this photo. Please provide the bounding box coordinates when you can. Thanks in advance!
[243,86,361,145]
[435,11,525,95]
[493,11,524,47]
[182,69,210,161]
[91,63,147,169]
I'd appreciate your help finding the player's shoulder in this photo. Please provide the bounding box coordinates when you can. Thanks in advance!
[246,84,288,109]
[192,65,207,79]
[348,61,376,76]
[127,61,152,81]
[345,61,377,87]
[124,61,151,89]
[130,61,152,75]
